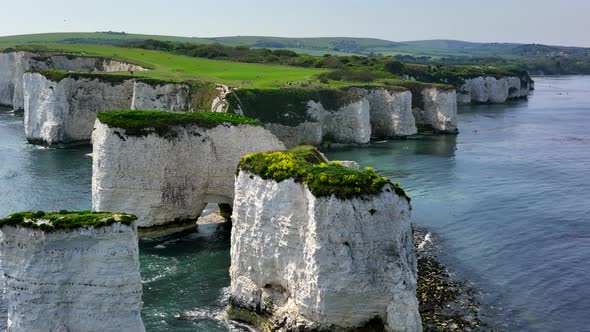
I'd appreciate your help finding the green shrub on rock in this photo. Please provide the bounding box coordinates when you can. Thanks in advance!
[239,146,410,201]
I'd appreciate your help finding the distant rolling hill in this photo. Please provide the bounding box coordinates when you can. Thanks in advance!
[1,32,589,60]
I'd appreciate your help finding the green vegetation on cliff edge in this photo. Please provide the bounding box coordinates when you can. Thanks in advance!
[226,87,364,126]
[239,146,410,201]
[0,211,137,231]
[98,110,263,137]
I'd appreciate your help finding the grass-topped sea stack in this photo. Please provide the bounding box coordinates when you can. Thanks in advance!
[0,211,145,332]
[92,110,285,237]
[229,146,422,331]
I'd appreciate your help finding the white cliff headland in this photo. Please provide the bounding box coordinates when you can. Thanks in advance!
[92,110,285,237]
[457,74,534,105]
[22,69,230,146]
[24,72,134,145]
[0,211,145,332]
[0,51,146,111]
[229,147,422,331]
[349,86,417,137]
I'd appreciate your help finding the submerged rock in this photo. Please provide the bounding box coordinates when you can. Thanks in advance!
[229,147,422,331]
[0,211,145,332]
[92,110,285,237]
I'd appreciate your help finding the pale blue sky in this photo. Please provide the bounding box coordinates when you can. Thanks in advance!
[3,0,589,47]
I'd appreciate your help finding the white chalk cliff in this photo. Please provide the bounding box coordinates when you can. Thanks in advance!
[0,222,144,332]
[412,88,458,133]
[92,120,285,236]
[0,51,146,111]
[350,87,417,137]
[24,73,134,145]
[251,98,371,148]
[131,81,190,111]
[458,76,532,104]
[230,172,422,332]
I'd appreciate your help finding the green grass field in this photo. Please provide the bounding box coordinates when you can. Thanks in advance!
[9,43,328,89]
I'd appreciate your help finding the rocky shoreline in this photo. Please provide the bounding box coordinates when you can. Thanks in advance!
[414,228,483,332]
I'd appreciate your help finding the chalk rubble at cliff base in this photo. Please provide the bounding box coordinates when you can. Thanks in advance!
[229,148,422,331]
[92,111,285,237]
[0,211,145,332]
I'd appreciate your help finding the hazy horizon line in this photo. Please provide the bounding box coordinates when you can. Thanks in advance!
[1,30,588,49]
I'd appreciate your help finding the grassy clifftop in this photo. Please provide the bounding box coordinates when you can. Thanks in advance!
[98,110,262,137]
[239,146,410,201]
[0,211,137,231]
[7,44,326,89]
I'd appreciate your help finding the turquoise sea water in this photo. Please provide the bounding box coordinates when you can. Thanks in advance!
[0,76,589,331]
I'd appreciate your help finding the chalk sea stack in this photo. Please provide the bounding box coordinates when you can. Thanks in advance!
[0,211,145,332]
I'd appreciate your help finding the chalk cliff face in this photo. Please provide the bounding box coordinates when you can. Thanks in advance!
[307,99,371,145]
[458,76,532,104]
[413,88,458,133]
[230,172,422,332]
[0,51,146,111]
[92,120,285,236]
[0,222,144,332]
[0,52,18,106]
[350,87,417,138]
[23,72,134,145]
[131,81,190,111]
[250,99,370,148]
[0,52,31,110]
